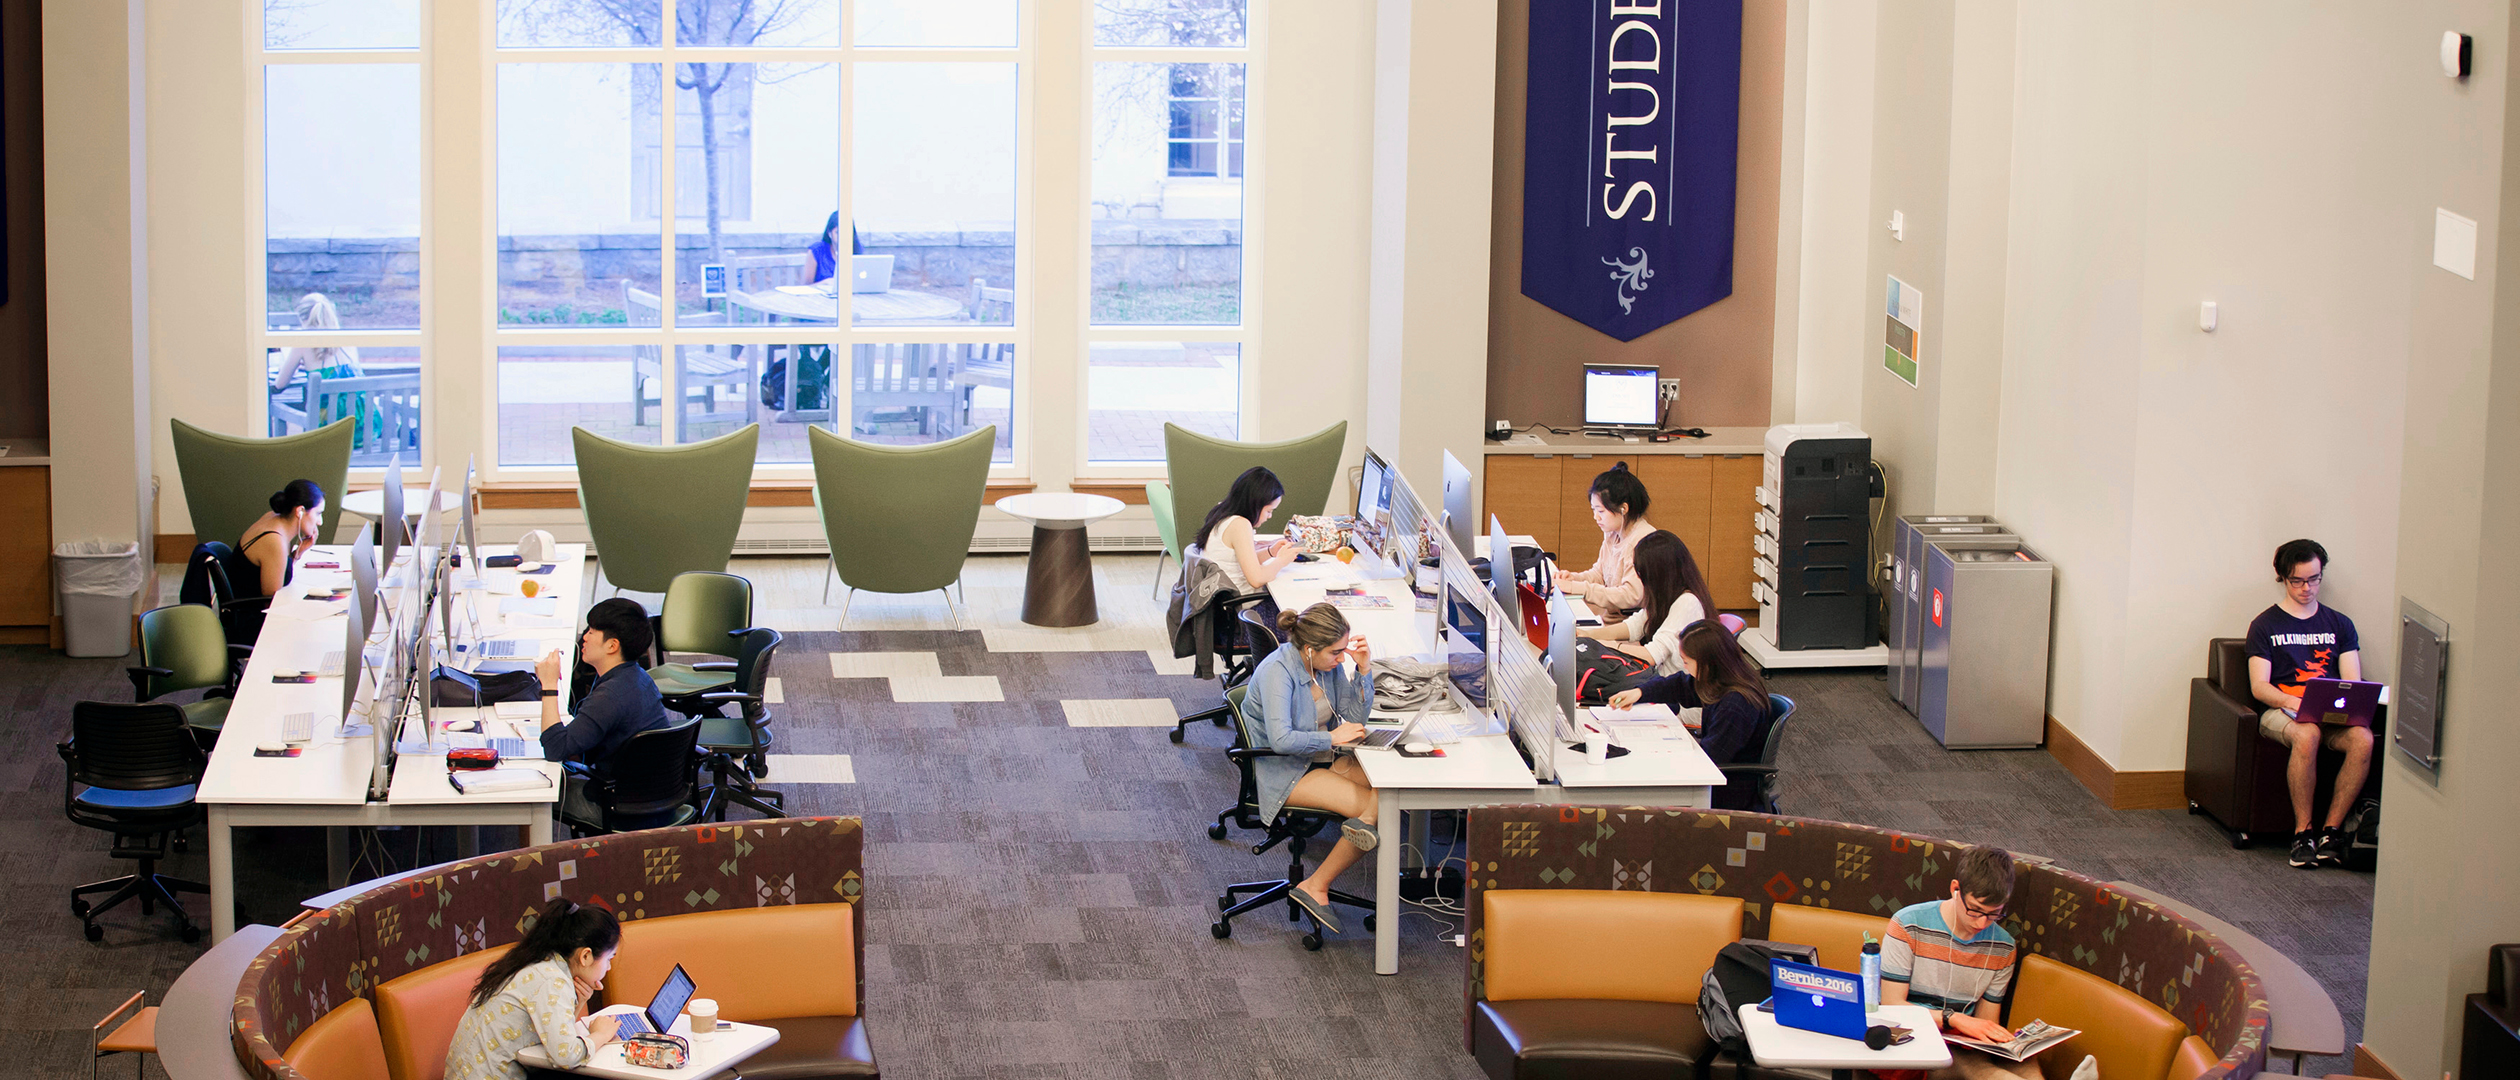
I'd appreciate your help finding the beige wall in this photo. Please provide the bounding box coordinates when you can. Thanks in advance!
[1775,0,1876,429]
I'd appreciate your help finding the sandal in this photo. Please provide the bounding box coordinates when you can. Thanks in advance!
[1289,886,1342,934]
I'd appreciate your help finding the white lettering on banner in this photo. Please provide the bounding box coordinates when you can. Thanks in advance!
[2266,633,2338,646]
[1596,2,1664,222]
[1776,967,1858,996]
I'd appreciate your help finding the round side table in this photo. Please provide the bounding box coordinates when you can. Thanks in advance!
[339,487,462,526]
[994,492,1126,627]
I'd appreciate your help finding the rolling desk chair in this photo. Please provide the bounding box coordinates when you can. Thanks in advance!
[694,628,786,822]
[59,702,210,943]
[1167,590,1274,743]
[128,604,247,747]
[177,542,273,654]
[558,718,704,838]
[651,571,754,711]
[1718,694,1796,815]
[1210,685,1376,951]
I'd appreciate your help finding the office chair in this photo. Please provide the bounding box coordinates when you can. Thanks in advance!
[59,702,209,943]
[177,542,272,653]
[695,628,786,822]
[558,717,704,838]
[651,571,754,711]
[1167,589,1275,743]
[128,603,247,746]
[1209,685,1376,951]
[1716,694,1797,815]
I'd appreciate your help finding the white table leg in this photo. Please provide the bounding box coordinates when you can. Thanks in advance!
[208,807,235,944]
[1376,791,1401,975]
[528,812,553,848]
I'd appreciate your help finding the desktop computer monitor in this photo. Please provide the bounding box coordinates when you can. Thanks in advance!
[1548,591,1580,743]
[1582,364,1661,431]
[339,586,367,726]
[379,454,405,575]
[459,456,481,580]
[1357,449,1393,522]
[1489,515,1519,618]
[351,526,378,633]
[1441,450,1475,557]
[1443,585,1489,709]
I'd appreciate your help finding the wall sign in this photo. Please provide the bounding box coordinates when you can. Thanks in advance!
[1884,275,1923,387]
[1521,0,1743,342]
[2394,598,2449,777]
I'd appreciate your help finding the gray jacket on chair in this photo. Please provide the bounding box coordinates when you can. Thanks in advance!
[1246,642,1371,823]
[1167,553,1237,680]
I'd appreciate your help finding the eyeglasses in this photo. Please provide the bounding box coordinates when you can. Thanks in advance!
[1960,898,2007,921]
[2283,575,2323,588]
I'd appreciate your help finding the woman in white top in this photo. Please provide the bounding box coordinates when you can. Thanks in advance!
[445,899,625,1080]
[1192,465,1300,595]
[1557,463,1657,615]
[271,292,365,389]
[1577,530,1714,676]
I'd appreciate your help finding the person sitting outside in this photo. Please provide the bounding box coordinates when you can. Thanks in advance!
[270,292,371,439]
[807,211,864,286]
[1557,462,1656,615]
[1877,846,2098,1080]
[537,598,672,827]
[445,898,623,1080]
[1246,602,1379,934]
[2246,538,2372,869]
[1576,529,1713,676]
[1604,620,1771,810]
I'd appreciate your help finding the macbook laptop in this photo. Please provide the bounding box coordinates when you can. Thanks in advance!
[851,254,895,294]
[1354,706,1431,751]
[1768,957,1867,1040]
[608,963,696,1037]
[2298,678,2384,728]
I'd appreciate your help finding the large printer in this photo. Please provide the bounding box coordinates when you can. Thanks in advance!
[1750,424,1876,651]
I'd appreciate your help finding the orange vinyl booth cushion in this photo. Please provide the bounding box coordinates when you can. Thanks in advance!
[282,997,393,1080]
[2166,1034,2217,1080]
[609,906,858,1021]
[1482,890,1742,1004]
[373,945,512,1080]
[1766,905,1887,975]
[2009,953,2191,1080]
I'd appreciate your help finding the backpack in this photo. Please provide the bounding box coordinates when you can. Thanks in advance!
[1696,939,1822,1080]
[1571,638,1655,704]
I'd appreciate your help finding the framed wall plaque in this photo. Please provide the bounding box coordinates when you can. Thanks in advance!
[2394,598,2449,776]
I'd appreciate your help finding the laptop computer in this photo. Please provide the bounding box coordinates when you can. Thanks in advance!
[851,254,895,294]
[1354,706,1431,751]
[607,963,697,1037]
[2298,678,2384,728]
[1768,957,1868,1040]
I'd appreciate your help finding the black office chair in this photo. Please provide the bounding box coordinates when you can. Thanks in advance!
[558,717,704,838]
[1715,694,1796,815]
[1208,685,1375,951]
[1205,608,1285,838]
[1169,589,1274,743]
[176,542,271,653]
[59,702,209,943]
[693,628,786,822]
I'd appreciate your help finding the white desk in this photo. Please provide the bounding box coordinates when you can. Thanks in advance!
[1738,1002,1951,1077]
[1268,560,1435,657]
[515,1016,780,1080]
[197,543,584,941]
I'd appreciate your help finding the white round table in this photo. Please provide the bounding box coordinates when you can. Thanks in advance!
[340,487,463,524]
[995,492,1126,627]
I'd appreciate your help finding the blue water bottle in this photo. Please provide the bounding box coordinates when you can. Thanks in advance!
[1861,939,1883,1014]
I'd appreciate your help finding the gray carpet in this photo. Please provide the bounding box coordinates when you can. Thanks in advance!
[5,634,2367,1078]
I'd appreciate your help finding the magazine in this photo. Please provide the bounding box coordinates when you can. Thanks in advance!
[1945,1019,2079,1062]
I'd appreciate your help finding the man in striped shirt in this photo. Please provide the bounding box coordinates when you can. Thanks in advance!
[1877,846,2096,1080]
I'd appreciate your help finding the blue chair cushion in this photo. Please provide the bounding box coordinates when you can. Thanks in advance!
[75,784,198,811]
[651,663,736,697]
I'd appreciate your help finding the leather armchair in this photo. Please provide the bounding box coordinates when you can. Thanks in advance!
[2183,638,2380,849]
[2465,943,2520,1078]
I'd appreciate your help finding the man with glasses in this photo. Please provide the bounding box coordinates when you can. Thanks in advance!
[2246,538,2371,869]
[1878,847,2095,1080]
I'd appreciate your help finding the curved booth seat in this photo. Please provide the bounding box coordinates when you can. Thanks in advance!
[1463,807,2272,1080]
[230,817,874,1080]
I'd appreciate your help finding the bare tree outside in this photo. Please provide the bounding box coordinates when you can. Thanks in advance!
[1092,0,1246,47]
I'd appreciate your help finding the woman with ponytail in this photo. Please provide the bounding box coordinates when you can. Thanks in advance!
[238,479,326,597]
[446,898,625,1080]
[1244,601,1380,933]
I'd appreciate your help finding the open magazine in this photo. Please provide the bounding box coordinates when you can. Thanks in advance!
[1945,1019,2079,1062]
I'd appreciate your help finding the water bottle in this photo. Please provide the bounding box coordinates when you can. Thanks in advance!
[1861,940,1882,1014]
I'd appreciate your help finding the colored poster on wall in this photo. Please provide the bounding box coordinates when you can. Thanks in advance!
[1884,274,1923,387]
[1520,0,1743,342]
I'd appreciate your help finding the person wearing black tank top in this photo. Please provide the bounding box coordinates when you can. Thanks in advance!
[239,479,326,598]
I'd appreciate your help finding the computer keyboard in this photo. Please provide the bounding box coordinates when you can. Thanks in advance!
[488,737,544,761]
[613,1013,652,1036]
[281,712,314,743]
[475,639,528,658]
[317,650,345,678]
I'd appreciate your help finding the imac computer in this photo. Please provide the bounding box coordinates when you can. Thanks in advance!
[351,526,379,633]
[379,453,405,579]
[1442,583,1490,710]
[457,456,483,585]
[1548,591,1581,743]
[1582,364,1661,433]
[1440,450,1475,558]
[1489,515,1520,618]
[1357,449,1393,522]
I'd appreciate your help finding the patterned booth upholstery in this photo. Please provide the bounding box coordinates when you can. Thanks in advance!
[1465,807,2271,1080]
[234,817,869,1080]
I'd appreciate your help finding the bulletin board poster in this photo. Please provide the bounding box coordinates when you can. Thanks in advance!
[1884,275,1923,387]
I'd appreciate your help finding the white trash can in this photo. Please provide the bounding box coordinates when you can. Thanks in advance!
[55,540,145,658]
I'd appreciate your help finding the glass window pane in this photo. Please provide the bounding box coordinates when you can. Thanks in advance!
[497,0,660,48]
[498,345,654,466]
[1086,341,1236,463]
[847,343,1014,464]
[267,65,421,330]
[676,63,839,325]
[675,343,801,464]
[682,0,840,47]
[499,64,661,327]
[1092,63,1243,325]
[265,0,420,50]
[853,64,1018,328]
[858,0,1018,47]
[1094,0,1246,47]
[267,345,423,465]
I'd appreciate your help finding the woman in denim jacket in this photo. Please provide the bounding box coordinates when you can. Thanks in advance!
[1247,602,1380,932]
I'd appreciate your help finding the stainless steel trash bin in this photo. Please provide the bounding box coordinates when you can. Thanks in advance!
[1917,538,2053,748]
[1888,518,2012,714]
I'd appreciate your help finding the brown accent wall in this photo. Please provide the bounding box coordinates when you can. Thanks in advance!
[0,1,48,439]
[1486,0,1784,431]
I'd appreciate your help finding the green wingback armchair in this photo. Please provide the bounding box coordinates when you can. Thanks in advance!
[572,424,759,595]
[1159,421,1348,562]
[170,417,355,549]
[1145,480,1178,598]
[809,425,995,630]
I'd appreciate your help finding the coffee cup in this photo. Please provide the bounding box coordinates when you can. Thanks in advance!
[1584,730,1609,764]
[686,998,718,1034]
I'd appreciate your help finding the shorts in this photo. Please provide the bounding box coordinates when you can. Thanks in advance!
[2259,707,2360,750]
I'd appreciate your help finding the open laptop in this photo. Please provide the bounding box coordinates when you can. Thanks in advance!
[1768,957,1867,1040]
[1354,706,1431,751]
[606,963,697,1037]
[851,254,895,294]
[2298,678,2384,728]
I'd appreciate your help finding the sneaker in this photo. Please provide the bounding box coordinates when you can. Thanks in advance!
[1341,820,1379,852]
[2315,827,2351,867]
[2288,830,2319,869]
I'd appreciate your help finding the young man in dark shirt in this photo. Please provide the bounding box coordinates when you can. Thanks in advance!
[2244,539,2372,869]
[536,597,671,827]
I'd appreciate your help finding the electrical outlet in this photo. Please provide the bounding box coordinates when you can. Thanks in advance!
[1658,378,1681,402]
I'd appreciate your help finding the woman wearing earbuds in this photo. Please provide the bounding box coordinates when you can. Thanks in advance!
[445,898,624,1080]
[237,479,326,598]
[1246,602,1380,934]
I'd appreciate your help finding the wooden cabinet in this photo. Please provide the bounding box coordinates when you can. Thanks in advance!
[1481,451,1761,611]
[0,468,51,628]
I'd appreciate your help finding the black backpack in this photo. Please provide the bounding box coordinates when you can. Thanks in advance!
[1695,939,1821,1080]
[1571,638,1656,704]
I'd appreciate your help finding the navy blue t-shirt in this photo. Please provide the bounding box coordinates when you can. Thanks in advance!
[2245,604,2359,698]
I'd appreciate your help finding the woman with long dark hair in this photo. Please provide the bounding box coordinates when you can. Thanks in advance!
[1558,463,1656,614]
[1576,530,1713,676]
[1193,465,1300,595]
[807,211,864,285]
[445,899,626,1080]
[237,479,326,598]
[1606,621,1776,810]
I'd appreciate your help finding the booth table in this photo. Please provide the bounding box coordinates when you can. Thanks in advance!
[516,1017,782,1080]
[1738,1003,1952,1079]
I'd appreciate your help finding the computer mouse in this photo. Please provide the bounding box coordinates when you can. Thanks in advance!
[1401,738,1434,755]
